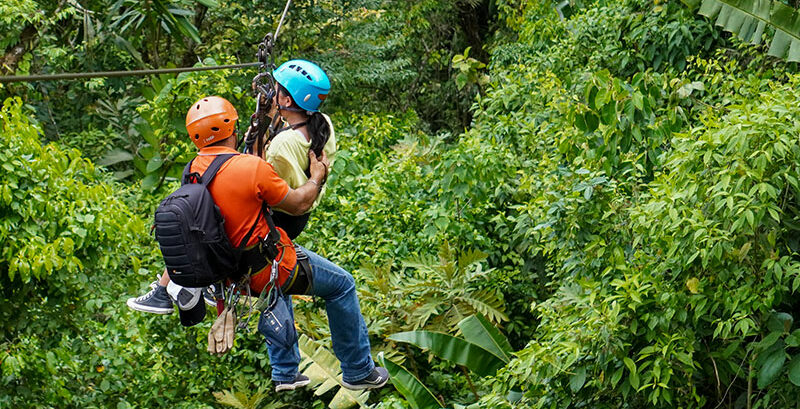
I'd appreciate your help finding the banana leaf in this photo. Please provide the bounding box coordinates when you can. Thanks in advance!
[457,314,513,363]
[698,0,800,62]
[388,331,505,376]
[377,352,442,409]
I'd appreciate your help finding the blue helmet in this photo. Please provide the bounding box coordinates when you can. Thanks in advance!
[273,59,331,112]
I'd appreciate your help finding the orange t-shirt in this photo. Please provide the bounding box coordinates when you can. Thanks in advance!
[191,146,296,292]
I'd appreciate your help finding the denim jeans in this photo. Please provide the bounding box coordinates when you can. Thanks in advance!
[257,245,375,383]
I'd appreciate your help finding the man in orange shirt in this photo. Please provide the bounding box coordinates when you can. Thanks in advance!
[135,96,388,392]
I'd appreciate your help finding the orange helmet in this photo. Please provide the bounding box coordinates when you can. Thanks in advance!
[185,96,239,148]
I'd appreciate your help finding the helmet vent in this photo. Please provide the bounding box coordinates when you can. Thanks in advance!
[196,104,200,109]
[194,134,200,139]
[224,119,230,123]
[211,127,220,132]
[203,99,208,102]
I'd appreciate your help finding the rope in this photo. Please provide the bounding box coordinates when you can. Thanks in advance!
[0,62,260,84]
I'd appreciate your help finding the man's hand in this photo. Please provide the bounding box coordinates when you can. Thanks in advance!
[273,151,329,215]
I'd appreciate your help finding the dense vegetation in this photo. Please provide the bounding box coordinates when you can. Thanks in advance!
[4,0,800,408]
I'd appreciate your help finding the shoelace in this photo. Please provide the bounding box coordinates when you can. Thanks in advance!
[133,287,159,302]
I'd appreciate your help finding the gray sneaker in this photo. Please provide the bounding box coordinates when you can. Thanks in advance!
[342,367,389,390]
[126,283,173,314]
[275,373,311,392]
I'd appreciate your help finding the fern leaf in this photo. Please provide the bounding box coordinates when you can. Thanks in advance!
[212,390,248,409]
[457,248,489,270]
[457,290,509,324]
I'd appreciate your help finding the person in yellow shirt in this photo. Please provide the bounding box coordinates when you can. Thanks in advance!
[265,59,337,239]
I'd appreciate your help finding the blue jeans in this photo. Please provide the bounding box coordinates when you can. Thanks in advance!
[257,245,375,382]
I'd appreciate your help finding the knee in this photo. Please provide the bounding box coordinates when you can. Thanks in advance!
[340,272,356,293]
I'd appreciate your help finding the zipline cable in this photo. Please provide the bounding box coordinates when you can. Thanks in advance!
[0,62,261,84]
[274,0,293,41]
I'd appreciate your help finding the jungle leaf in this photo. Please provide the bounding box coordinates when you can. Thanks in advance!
[298,335,370,409]
[377,353,442,409]
[388,331,506,376]
[457,314,513,363]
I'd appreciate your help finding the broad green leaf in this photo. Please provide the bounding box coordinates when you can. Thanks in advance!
[570,366,587,392]
[135,121,158,147]
[623,357,636,374]
[378,353,441,409]
[457,314,513,363]
[146,155,163,173]
[756,331,782,350]
[757,350,786,389]
[141,173,160,191]
[112,34,144,66]
[788,355,800,386]
[388,331,505,376]
[583,112,599,132]
[195,0,218,6]
[767,312,793,333]
[506,389,523,403]
[99,149,134,167]
[173,15,202,44]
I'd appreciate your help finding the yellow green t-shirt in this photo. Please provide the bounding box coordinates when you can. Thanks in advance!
[265,114,336,213]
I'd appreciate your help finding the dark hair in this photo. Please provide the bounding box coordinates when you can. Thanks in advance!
[277,84,330,156]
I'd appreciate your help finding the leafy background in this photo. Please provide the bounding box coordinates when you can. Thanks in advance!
[4,0,800,408]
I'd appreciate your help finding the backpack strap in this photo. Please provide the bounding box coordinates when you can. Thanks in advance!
[182,154,237,185]
[183,154,283,265]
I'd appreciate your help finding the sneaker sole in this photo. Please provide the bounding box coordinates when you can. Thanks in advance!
[341,377,389,390]
[275,378,311,392]
[126,298,174,315]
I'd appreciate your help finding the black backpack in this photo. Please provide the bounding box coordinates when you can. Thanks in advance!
[154,154,267,287]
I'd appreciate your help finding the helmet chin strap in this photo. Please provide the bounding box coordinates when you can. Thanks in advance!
[277,104,306,113]
[276,104,311,129]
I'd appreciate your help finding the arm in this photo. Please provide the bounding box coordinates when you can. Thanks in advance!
[273,150,329,215]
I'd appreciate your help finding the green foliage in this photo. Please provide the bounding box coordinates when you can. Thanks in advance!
[0,96,143,319]
[452,47,489,91]
[120,61,250,191]
[387,315,515,407]
[400,244,507,330]
[10,0,800,407]
[213,377,278,409]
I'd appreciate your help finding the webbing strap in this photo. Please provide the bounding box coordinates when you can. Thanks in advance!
[181,154,236,186]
